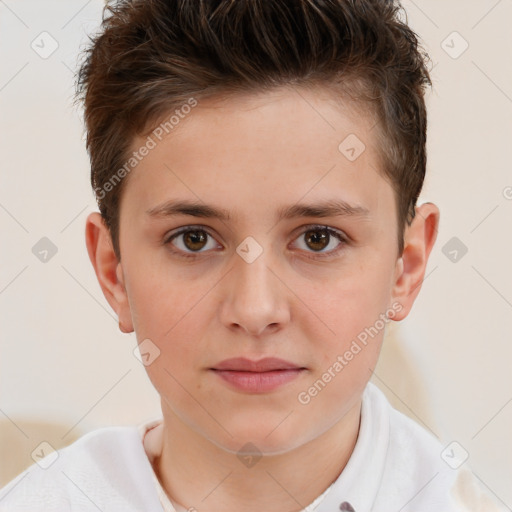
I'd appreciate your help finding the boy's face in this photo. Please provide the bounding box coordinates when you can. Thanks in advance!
[94,87,421,454]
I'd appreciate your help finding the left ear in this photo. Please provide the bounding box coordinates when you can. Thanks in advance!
[390,202,440,321]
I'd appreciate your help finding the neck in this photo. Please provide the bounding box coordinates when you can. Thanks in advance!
[154,400,362,512]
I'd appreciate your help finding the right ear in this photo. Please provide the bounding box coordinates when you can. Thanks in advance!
[85,212,134,333]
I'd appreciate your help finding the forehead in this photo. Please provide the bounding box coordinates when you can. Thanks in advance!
[121,86,394,225]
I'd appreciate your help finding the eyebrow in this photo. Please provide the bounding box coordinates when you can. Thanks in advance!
[145,198,371,222]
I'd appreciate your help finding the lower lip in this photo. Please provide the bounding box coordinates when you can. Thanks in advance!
[211,369,305,393]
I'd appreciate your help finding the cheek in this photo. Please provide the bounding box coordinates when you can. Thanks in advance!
[130,286,210,406]
[126,269,218,374]
[297,263,392,371]
[125,253,200,335]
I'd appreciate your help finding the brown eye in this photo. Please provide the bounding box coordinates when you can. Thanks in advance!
[165,226,220,258]
[293,225,347,259]
[304,228,330,251]
[182,230,208,251]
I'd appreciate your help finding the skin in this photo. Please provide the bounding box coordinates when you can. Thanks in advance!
[85,86,439,512]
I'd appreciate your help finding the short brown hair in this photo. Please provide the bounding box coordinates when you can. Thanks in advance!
[75,0,432,260]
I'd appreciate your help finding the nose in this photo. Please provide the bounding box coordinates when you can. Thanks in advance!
[219,247,290,337]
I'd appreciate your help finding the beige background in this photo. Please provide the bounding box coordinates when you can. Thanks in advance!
[1,0,511,506]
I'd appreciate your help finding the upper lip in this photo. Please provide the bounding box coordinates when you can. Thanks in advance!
[211,357,304,372]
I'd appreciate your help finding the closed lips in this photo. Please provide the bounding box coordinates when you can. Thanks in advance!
[211,357,306,372]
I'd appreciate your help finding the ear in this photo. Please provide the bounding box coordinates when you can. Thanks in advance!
[85,212,134,333]
[390,202,440,321]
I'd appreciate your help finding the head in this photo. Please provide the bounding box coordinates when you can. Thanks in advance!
[79,0,439,454]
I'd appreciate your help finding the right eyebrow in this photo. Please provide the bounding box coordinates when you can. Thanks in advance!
[146,200,231,221]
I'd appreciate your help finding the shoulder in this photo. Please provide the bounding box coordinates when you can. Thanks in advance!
[365,383,506,511]
[0,425,162,512]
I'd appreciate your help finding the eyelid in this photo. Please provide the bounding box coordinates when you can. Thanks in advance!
[164,224,215,243]
[292,223,348,240]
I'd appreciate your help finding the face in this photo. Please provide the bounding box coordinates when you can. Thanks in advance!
[114,86,404,454]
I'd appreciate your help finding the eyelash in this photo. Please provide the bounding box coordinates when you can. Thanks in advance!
[163,224,348,260]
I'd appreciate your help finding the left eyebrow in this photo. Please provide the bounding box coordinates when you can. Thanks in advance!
[276,199,371,221]
[145,198,371,222]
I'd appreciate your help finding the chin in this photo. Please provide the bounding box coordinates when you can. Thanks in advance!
[206,423,310,457]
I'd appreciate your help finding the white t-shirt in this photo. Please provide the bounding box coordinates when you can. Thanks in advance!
[0,383,504,511]
[140,418,334,512]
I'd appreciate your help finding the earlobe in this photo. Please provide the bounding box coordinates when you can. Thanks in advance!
[85,212,134,333]
[390,202,440,321]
